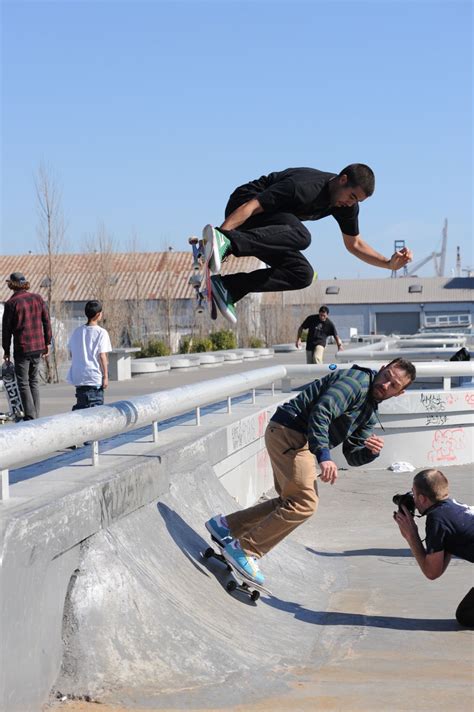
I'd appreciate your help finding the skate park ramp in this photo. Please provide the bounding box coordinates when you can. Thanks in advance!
[52,456,474,712]
[54,454,344,709]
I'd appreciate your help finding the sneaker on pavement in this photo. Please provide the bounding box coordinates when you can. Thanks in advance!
[203,224,232,274]
[205,514,232,546]
[223,540,265,585]
[210,275,237,324]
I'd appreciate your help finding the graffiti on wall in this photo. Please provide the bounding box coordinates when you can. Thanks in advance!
[427,428,465,463]
[229,410,268,452]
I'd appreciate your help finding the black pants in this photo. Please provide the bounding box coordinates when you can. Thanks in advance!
[456,587,474,627]
[14,353,42,420]
[219,192,314,303]
[72,385,104,410]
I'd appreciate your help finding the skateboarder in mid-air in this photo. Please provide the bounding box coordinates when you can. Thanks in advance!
[203,164,413,323]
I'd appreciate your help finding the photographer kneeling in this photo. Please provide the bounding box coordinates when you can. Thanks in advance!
[393,468,474,627]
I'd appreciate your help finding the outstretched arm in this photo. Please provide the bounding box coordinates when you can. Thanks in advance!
[343,233,413,271]
[220,199,264,231]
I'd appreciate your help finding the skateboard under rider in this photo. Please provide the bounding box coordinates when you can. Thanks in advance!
[202,534,272,602]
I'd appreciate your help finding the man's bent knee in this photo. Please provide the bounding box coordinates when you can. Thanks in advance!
[287,491,318,518]
[293,263,314,289]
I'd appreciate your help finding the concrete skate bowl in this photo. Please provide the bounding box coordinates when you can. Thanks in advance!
[53,458,343,709]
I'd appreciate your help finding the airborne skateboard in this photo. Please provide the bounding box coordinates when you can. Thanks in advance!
[202,535,272,602]
[1,361,24,422]
[188,236,217,319]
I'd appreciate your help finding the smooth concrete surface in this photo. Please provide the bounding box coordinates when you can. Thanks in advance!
[47,463,473,712]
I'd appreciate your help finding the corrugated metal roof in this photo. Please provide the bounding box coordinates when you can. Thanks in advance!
[0,252,262,302]
[261,276,474,305]
[1,254,472,305]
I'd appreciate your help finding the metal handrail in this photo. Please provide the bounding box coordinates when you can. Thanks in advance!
[0,366,286,472]
[1,361,473,500]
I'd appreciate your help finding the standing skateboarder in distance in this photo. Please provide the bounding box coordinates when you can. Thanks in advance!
[203,164,413,323]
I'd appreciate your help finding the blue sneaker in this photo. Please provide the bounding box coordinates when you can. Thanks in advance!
[205,514,232,546]
[203,224,232,274]
[223,540,265,585]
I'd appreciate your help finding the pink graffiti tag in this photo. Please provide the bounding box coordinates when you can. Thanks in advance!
[464,393,474,408]
[428,428,465,463]
[258,411,268,437]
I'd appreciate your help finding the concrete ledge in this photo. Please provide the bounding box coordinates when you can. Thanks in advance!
[198,354,226,366]
[131,359,171,374]
[218,351,244,362]
[273,343,298,352]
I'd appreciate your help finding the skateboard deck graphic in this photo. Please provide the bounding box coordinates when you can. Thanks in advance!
[188,236,217,318]
[1,361,24,422]
[202,535,272,601]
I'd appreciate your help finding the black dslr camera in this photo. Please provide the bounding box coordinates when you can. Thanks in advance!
[392,491,416,516]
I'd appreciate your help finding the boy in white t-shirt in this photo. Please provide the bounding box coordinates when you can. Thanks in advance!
[67,300,112,410]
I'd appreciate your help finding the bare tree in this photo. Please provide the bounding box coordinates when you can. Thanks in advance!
[124,230,147,345]
[83,224,123,348]
[35,161,68,383]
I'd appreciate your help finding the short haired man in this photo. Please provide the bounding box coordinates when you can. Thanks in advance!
[67,300,112,411]
[394,468,474,627]
[296,305,343,364]
[206,358,416,584]
[2,272,52,420]
[203,164,413,323]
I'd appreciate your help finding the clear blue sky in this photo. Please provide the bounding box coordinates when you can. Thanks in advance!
[1,0,472,279]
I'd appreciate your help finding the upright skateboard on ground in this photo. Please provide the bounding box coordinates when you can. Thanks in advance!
[188,236,217,319]
[202,535,272,602]
[1,361,24,422]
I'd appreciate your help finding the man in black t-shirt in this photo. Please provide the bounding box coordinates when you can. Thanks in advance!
[202,164,413,323]
[394,468,474,627]
[296,305,343,364]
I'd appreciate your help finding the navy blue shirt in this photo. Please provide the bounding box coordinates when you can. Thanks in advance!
[425,498,474,562]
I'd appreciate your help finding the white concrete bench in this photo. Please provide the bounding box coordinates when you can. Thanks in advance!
[131,358,171,375]
[109,348,141,380]
[272,343,298,353]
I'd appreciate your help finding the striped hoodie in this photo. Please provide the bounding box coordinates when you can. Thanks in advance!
[271,365,380,467]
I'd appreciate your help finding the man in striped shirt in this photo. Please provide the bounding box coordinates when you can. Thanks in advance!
[206,358,416,584]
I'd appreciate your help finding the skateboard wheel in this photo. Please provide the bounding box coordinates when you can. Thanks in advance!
[250,590,260,602]
[204,547,214,559]
[226,580,237,593]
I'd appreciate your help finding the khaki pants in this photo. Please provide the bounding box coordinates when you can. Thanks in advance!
[306,346,325,364]
[226,423,319,558]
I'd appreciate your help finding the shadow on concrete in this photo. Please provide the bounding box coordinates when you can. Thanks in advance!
[306,546,412,558]
[157,502,211,578]
[264,597,460,631]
